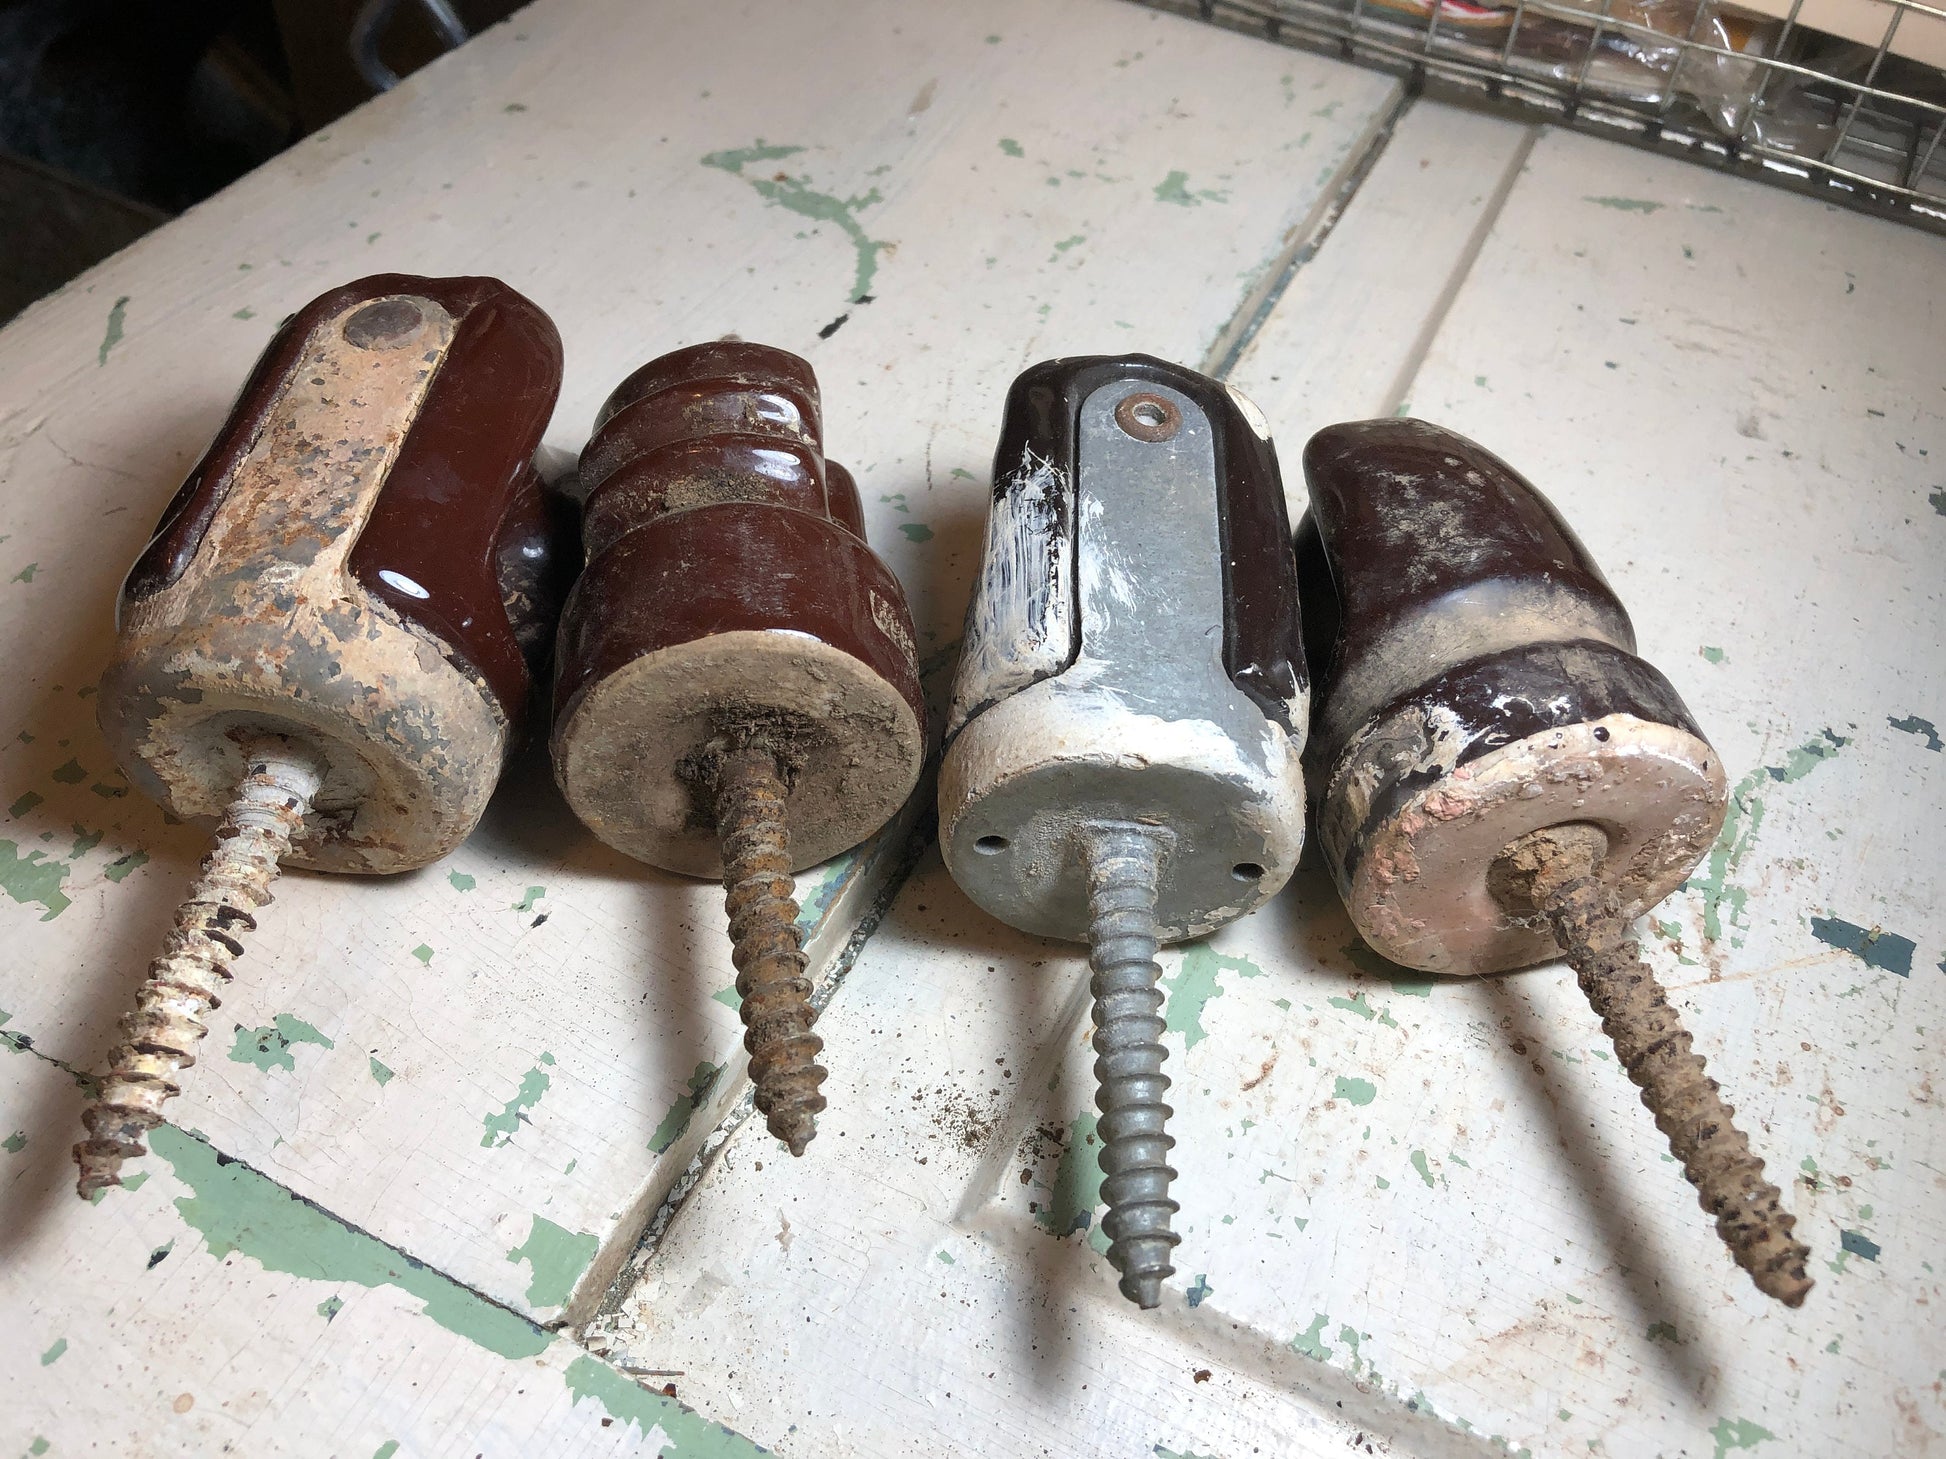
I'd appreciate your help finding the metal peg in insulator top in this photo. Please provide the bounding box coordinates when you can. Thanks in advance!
[551,342,926,1159]
[939,355,1309,1310]
[80,274,573,1198]
[1297,416,1811,1307]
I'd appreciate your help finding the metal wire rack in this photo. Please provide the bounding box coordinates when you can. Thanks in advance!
[1137,0,1946,233]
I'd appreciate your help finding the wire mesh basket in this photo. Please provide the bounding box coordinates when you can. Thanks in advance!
[1138,0,1946,232]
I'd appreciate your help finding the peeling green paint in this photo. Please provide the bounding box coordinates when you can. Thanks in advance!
[998,137,1024,157]
[448,870,477,891]
[151,1124,550,1359]
[49,758,88,783]
[103,849,147,882]
[703,142,886,303]
[1709,1417,1775,1459]
[1689,730,1846,944]
[563,1352,767,1456]
[0,840,73,919]
[506,1214,599,1307]
[3,1130,24,1153]
[368,1055,395,1086]
[411,943,434,965]
[38,1337,65,1365]
[1034,1112,1104,1246]
[1584,196,1663,213]
[513,885,546,912]
[1811,916,1915,976]
[648,1060,724,1155]
[1646,1320,1680,1343]
[7,791,41,818]
[1839,1229,1881,1261]
[99,295,130,364]
[1888,714,1942,751]
[481,1053,556,1148]
[1153,1447,1219,1459]
[795,845,861,930]
[317,1295,342,1320]
[1333,1075,1376,1106]
[1327,990,1398,1027]
[1290,1311,1333,1360]
[935,1249,955,1265]
[373,1444,399,1459]
[1701,645,1727,664]
[11,563,39,584]
[1162,944,1264,1048]
[1153,169,1228,206]
[711,985,742,1010]
[229,1014,335,1073]
[1410,1149,1434,1187]
[1186,1273,1211,1307]
[899,522,933,543]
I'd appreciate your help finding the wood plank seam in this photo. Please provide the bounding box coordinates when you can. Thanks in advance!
[1204,88,1416,380]
[1201,88,1413,380]
[1378,123,1539,416]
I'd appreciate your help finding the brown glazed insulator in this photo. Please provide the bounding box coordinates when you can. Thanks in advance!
[1296,417,1728,975]
[1296,418,1813,1307]
[551,341,926,879]
[78,274,570,1199]
[99,273,571,873]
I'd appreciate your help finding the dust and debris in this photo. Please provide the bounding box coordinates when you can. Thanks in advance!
[910,1083,1000,1153]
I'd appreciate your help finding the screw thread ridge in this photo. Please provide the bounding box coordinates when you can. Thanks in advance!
[1544,875,1813,1307]
[716,747,826,1158]
[74,739,323,1200]
[1083,823,1179,1311]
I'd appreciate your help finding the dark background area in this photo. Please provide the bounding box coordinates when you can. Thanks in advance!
[0,0,526,323]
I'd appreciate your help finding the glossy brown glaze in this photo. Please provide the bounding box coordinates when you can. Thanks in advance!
[552,342,925,877]
[560,341,919,726]
[972,354,1305,735]
[124,273,568,720]
[557,503,923,728]
[1296,417,1726,976]
[1301,417,1667,772]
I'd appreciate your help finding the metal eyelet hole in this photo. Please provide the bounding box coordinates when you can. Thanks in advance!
[974,835,1010,855]
[1114,392,1181,443]
[1231,862,1266,883]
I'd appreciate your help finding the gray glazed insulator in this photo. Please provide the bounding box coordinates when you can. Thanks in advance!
[939,357,1309,943]
[939,355,1308,1310]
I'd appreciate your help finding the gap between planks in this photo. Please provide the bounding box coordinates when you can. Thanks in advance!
[1199,87,1413,381]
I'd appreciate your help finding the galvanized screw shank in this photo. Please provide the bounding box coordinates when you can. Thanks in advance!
[1083,822,1181,1309]
[714,744,827,1157]
[75,736,323,1199]
[1495,825,1813,1307]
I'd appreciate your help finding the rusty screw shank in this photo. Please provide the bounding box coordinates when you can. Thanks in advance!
[1297,417,1810,1306]
[79,274,568,1197]
[551,342,926,1158]
[939,356,1310,1308]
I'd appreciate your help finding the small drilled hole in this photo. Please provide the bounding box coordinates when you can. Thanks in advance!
[1593,726,1610,742]
[1132,401,1164,427]
[1231,862,1266,882]
[975,835,1010,855]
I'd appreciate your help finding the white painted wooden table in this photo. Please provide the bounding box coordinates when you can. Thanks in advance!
[1,0,1939,1455]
